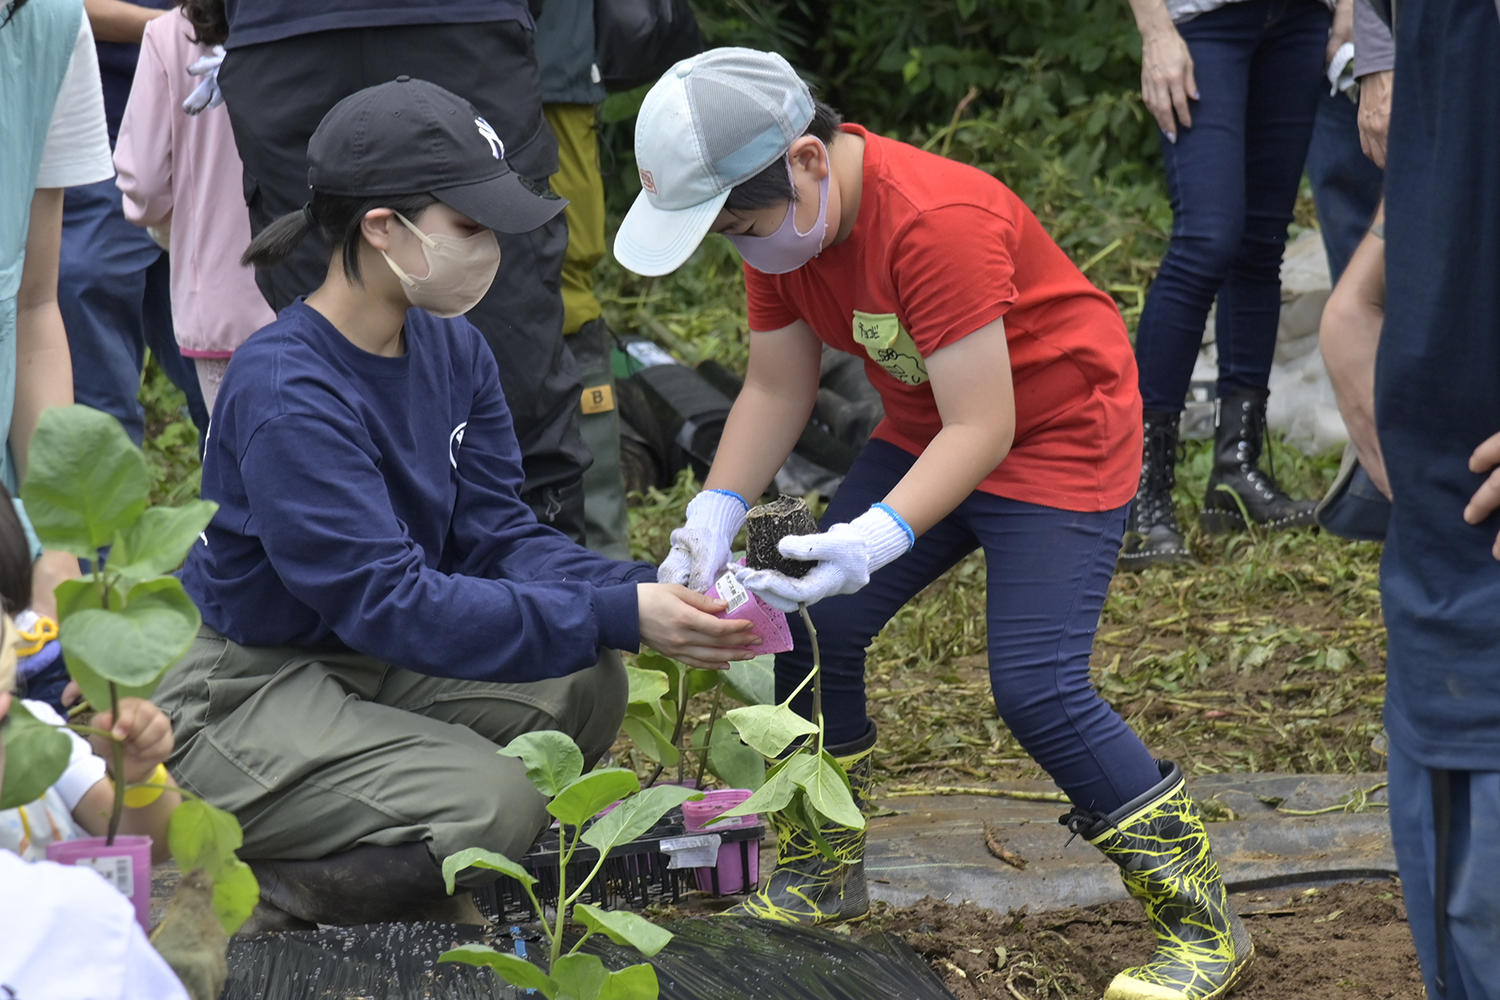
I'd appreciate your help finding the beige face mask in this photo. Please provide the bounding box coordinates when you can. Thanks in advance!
[380,212,501,318]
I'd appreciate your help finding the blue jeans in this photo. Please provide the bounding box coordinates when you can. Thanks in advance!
[1388,740,1500,1000]
[1134,0,1330,413]
[1307,89,1384,283]
[777,440,1162,814]
[57,178,208,445]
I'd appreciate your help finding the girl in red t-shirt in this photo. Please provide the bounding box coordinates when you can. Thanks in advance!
[615,49,1251,1000]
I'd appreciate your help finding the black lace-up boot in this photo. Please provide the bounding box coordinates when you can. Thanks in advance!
[1120,410,1193,570]
[1200,387,1317,534]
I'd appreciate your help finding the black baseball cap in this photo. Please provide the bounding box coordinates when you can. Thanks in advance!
[307,76,566,235]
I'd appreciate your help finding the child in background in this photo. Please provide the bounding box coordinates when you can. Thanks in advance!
[0,490,182,864]
[113,0,273,411]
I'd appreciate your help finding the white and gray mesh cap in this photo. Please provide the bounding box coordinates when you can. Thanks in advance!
[613,47,814,276]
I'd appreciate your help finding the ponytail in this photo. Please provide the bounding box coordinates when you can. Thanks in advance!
[241,191,438,285]
[178,0,228,48]
[241,206,315,270]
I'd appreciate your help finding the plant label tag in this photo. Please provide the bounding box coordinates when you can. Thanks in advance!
[659,833,722,869]
[706,568,795,654]
[714,571,750,612]
[80,854,134,897]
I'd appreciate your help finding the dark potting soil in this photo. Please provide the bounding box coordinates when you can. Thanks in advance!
[864,880,1424,1000]
[745,496,819,578]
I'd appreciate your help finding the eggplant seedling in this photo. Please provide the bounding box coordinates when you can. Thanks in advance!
[439,731,702,998]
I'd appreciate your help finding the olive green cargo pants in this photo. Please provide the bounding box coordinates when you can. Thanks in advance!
[154,628,626,885]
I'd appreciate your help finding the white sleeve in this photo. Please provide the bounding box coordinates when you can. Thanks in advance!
[120,923,194,1000]
[22,699,108,810]
[35,15,115,189]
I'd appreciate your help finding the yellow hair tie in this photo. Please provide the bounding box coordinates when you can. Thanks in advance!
[15,616,58,658]
[123,763,170,809]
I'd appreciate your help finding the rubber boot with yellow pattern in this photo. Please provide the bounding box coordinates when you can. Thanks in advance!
[727,723,877,924]
[1061,761,1253,1000]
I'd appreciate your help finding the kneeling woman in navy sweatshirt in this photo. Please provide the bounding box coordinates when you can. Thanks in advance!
[154,79,756,930]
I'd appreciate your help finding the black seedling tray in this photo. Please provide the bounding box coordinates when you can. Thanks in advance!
[475,806,765,922]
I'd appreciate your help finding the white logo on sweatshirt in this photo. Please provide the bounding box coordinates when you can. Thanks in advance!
[449,422,467,469]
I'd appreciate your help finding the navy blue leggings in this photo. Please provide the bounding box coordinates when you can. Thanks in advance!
[1133,0,1329,412]
[777,441,1161,814]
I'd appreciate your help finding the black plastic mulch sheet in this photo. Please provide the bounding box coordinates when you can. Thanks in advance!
[221,917,958,1000]
[586,918,959,1000]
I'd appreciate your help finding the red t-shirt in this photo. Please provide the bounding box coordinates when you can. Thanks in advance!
[745,125,1142,512]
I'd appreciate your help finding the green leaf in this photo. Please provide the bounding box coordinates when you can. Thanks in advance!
[168,797,244,875]
[495,731,584,797]
[21,405,149,557]
[440,945,557,998]
[714,755,804,822]
[708,722,765,792]
[574,904,674,957]
[53,576,128,623]
[624,665,670,705]
[581,784,702,853]
[441,847,536,895]
[621,714,678,767]
[547,769,640,828]
[633,650,680,692]
[0,701,72,809]
[211,858,259,935]
[107,500,217,579]
[686,667,719,698]
[723,703,817,758]
[61,577,200,706]
[724,654,775,706]
[596,963,659,1000]
[794,752,865,830]
[551,953,609,1000]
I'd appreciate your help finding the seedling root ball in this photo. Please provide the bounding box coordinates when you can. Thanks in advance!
[745,496,819,578]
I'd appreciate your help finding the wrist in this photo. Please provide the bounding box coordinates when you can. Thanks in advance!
[852,505,915,572]
[122,762,170,809]
[686,489,749,538]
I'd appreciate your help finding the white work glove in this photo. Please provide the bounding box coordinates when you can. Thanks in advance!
[657,489,749,593]
[735,504,914,612]
[182,46,226,116]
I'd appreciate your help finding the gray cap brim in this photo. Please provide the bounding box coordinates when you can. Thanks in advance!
[434,171,567,235]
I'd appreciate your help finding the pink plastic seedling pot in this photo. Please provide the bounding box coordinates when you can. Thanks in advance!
[706,571,794,654]
[681,788,760,894]
[47,835,153,930]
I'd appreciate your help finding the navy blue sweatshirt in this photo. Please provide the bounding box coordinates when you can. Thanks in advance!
[223,0,532,50]
[181,301,655,683]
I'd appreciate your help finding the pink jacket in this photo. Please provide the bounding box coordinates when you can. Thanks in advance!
[114,9,273,357]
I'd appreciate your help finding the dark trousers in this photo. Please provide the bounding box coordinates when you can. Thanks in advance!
[1388,741,1500,1000]
[777,440,1162,815]
[57,178,209,445]
[1306,88,1384,283]
[218,20,590,540]
[1134,0,1330,413]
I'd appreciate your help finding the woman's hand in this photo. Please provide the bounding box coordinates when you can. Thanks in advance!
[1141,28,1198,141]
[89,697,174,785]
[1464,431,1500,560]
[637,583,760,669]
[1128,0,1197,142]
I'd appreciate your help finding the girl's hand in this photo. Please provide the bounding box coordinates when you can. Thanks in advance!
[1140,26,1198,142]
[736,506,912,613]
[637,583,760,669]
[89,697,174,786]
[1465,430,1500,559]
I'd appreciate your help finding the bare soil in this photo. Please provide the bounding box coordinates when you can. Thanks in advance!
[863,880,1424,1000]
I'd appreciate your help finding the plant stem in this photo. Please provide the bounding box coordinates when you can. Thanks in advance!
[551,826,570,968]
[798,603,823,753]
[106,682,125,846]
[695,678,724,790]
[674,671,689,786]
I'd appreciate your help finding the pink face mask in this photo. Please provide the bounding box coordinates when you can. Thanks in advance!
[728,138,831,275]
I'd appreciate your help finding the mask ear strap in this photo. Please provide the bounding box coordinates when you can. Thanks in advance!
[392,211,438,248]
[789,137,830,240]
